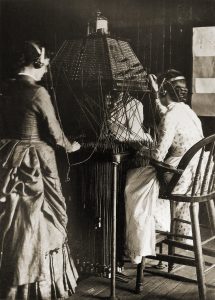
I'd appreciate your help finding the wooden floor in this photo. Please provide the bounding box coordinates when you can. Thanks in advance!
[69,229,215,300]
[70,260,215,300]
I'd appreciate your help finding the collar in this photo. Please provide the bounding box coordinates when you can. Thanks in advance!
[167,102,186,111]
[18,72,37,81]
[167,102,177,111]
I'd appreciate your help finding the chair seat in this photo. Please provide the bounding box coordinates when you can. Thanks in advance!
[156,232,167,244]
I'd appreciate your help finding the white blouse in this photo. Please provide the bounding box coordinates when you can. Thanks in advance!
[151,102,203,161]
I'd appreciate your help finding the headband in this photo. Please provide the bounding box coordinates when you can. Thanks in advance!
[168,76,185,83]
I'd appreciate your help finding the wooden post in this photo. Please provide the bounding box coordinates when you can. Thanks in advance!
[108,152,131,300]
[109,160,118,300]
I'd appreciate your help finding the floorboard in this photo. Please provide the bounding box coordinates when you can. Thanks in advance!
[70,259,215,299]
[70,229,215,299]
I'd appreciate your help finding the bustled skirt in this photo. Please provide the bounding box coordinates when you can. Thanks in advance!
[0,140,78,299]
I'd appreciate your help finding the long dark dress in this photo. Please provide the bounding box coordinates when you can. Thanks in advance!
[0,75,78,299]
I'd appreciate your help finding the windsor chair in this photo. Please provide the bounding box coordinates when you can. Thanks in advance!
[136,134,215,300]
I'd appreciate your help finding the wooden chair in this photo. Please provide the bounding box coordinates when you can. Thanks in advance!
[136,134,215,300]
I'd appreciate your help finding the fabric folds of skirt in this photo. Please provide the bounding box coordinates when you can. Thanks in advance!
[0,243,78,300]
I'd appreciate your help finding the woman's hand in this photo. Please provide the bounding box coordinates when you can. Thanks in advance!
[148,74,159,95]
[69,141,81,152]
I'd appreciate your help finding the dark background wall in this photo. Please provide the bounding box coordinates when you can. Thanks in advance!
[1,0,215,136]
[1,0,215,79]
[1,0,215,135]
[0,0,215,134]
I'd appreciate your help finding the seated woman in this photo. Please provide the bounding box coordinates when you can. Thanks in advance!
[0,41,80,299]
[125,69,204,264]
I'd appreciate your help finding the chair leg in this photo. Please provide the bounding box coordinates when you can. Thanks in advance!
[135,257,145,294]
[190,203,207,300]
[168,201,176,272]
[206,199,215,235]
[156,243,165,269]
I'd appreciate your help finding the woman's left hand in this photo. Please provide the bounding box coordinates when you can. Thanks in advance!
[69,141,81,152]
[148,74,159,93]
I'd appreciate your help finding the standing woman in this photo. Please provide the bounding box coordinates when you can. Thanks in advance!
[125,69,204,264]
[0,41,80,299]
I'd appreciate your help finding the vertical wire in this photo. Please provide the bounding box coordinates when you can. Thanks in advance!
[137,18,140,57]
[162,0,166,73]
[149,23,152,73]
[143,25,146,70]
[169,23,172,68]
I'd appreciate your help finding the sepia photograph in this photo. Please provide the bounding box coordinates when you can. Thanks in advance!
[0,0,215,299]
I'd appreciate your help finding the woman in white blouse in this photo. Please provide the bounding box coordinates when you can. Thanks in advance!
[125,69,204,264]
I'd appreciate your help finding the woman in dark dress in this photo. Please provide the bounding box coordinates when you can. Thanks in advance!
[0,41,80,299]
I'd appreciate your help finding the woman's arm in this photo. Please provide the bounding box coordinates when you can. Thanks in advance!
[155,97,167,117]
[33,87,80,153]
[148,74,167,117]
[151,110,177,161]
